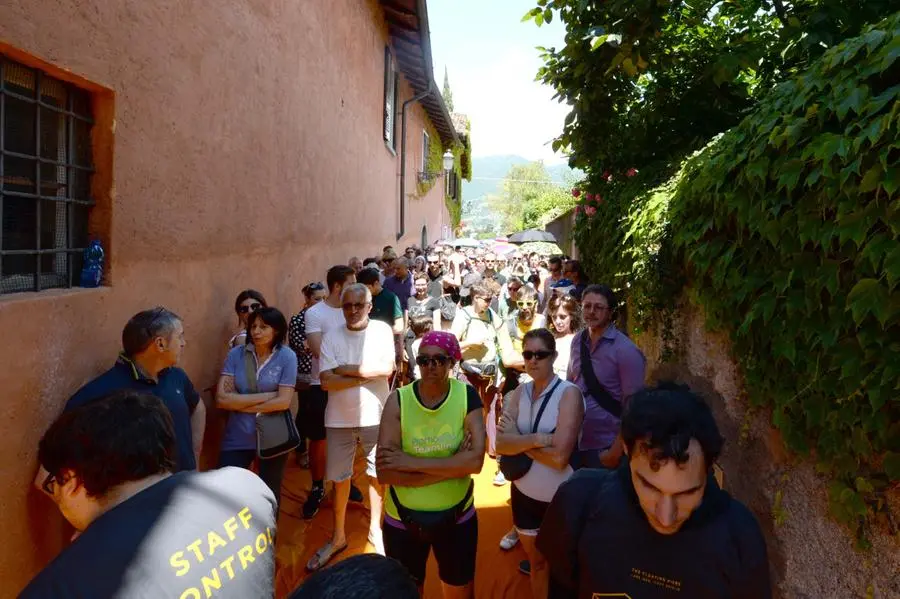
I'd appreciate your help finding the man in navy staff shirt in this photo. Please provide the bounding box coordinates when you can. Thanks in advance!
[22,391,276,599]
[538,382,772,599]
[65,307,205,470]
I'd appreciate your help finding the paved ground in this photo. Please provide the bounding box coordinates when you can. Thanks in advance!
[274,454,530,598]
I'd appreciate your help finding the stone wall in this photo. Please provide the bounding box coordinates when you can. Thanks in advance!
[633,299,899,599]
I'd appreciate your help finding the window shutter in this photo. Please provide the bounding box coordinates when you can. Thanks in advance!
[383,48,394,144]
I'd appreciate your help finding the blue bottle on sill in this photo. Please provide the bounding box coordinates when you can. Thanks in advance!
[80,239,105,288]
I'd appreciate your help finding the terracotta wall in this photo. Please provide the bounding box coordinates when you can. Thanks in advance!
[635,299,900,599]
[0,0,448,594]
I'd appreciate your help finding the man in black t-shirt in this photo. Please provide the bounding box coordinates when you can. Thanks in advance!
[22,391,276,599]
[538,382,771,599]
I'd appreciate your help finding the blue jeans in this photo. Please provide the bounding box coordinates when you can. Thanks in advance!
[219,449,288,506]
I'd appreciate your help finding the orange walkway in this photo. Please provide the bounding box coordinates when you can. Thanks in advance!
[274,456,530,598]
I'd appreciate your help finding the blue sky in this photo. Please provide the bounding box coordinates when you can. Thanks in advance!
[429,0,570,163]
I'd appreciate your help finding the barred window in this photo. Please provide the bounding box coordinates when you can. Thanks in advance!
[1,55,94,294]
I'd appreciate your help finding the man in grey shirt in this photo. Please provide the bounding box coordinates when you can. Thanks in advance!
[23,390,276,599]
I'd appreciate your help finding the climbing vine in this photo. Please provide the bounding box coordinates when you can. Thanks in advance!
[572,13,900,545]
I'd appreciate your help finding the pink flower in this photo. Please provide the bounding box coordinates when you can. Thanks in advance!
[574,205,582,214]
[602,170,612,182]
[585,206,597,217]
[626,168,638,178]
[585,193,594,202]
[572,188,581,198]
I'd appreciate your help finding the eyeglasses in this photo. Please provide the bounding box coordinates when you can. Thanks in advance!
[416,355,451,368]
[516,301,537,309]
[522,350,553,361]
[342,302,369,311]
[238,302,262,314]
[307,282,325,291]
[582,303,610,312]
[42,471,61,495]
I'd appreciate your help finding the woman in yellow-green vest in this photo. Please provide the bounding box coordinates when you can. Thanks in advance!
[376,331,486,598]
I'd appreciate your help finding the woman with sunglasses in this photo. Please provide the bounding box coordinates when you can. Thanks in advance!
[377,332,486,599]
[546,293,584,379]
[230,290,268,348]
[217,307,297,506]
[496,329,584,599]
[289,282,327,467]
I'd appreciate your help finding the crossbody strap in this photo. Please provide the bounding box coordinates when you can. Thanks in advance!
[530,379,563,433]
[241,351,259,394]
[579,333,622,418]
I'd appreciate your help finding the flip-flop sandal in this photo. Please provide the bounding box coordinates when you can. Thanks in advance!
[306,541,348,572]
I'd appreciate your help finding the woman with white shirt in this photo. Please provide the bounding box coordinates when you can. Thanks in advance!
[547,293,583,379]
[496,328,584,599]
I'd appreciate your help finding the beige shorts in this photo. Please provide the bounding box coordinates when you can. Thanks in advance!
[325,426,379,482]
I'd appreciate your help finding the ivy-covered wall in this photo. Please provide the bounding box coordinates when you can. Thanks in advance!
[574,13,900,546]
[417,114,472,234]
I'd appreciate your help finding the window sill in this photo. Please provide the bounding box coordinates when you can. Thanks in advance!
[0,285,111,306]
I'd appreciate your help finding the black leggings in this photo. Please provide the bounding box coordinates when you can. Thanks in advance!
[219,449,287,506]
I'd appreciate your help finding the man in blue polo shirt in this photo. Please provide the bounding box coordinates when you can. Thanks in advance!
[63,307,205,471]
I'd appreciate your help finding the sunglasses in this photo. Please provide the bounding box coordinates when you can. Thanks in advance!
[238,302,262,314]
[307,282,325,291]
[522,350,553,361]
[342,302,369,311]
[42,471,61,495]
[517,301,537,309]
[416,355,451,368]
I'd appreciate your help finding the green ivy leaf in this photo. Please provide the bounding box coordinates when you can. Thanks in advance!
[885,452,900,481]
[846,278,889,324]
[859,164,883,193]
[885,246,900,289]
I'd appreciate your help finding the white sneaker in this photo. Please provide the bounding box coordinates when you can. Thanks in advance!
[368,530,385,556]
[493,470,508,486]
[499,528,519,551]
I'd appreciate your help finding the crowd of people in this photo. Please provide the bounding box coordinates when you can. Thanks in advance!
[21,241,772,599]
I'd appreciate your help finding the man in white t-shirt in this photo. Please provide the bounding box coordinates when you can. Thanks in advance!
[307,283,395,572]
[303,264,357,519]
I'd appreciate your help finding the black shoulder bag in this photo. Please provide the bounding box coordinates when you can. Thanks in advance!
[243,351,301,459]
[390,480,474,544]
[579,333,622,418]
[498,379,563,481]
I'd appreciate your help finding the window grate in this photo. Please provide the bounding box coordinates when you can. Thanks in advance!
[0,54,95,294]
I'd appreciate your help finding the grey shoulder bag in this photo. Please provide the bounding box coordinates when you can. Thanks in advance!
[242,350,301,459]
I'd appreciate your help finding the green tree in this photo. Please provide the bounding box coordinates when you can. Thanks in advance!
[488,162,576,233]
[442,67,454,113]
[526,0,893,177]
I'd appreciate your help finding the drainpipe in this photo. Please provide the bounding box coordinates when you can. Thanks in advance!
[398,79,433,242]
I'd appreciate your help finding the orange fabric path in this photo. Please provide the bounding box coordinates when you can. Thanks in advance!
[274,456,531,598]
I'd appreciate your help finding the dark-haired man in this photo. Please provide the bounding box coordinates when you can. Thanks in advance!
[538,383,772,599]
[357,267,403,334]
[290,554,418,599]
[568,284,645,469]
[24,391,276,599]
[64,307,204,471]
[303,264,357,519]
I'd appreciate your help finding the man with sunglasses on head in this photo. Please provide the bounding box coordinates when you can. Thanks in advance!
[51,307,204,473]
[569,285,645,470]
[307,284,395,571]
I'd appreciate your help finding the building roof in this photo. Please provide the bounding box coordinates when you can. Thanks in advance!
[451,112,469,138]
[380,0,458,147]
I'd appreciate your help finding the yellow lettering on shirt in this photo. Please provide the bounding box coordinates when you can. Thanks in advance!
[207,531,227,556]
[219,555,236,580]
[201,568,222,598]
[238,507,253,529]
[180,589,202,599]
[223,517,239,541]
[237,545,256,569]
[187,539,205,562]
[266,526,274,545]
[170,551,191,576]
[255,533,268,555]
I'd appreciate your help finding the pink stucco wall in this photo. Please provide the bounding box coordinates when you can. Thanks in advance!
[0,0,449,593]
